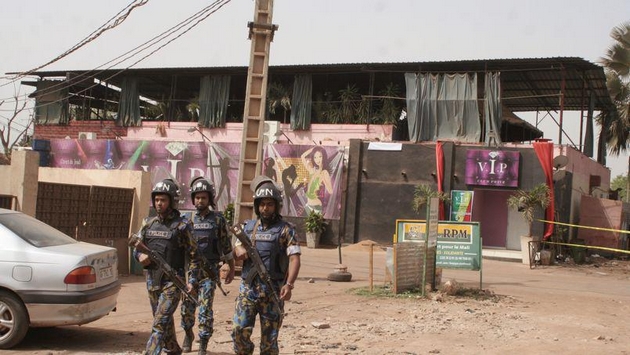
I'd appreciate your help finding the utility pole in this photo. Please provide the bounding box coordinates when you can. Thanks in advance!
[234,0,278,224]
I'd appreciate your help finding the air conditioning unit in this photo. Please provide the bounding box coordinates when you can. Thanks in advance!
[262,121,280,144]
[78,132,97,140]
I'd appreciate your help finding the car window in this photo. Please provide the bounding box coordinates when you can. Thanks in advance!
[0,213,78,247]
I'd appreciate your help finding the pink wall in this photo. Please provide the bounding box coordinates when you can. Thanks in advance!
[125,122,394,146]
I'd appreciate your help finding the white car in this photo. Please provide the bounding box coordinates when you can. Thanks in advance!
[0,208,121,349]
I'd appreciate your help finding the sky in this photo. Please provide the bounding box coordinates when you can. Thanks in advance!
[1,0,628,177]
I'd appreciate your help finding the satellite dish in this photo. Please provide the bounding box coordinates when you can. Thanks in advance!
[553,169,567,182]
[552,155,568,170]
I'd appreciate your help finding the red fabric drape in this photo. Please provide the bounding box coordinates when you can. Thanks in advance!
[436,142,445,220]
[533,141,555,239]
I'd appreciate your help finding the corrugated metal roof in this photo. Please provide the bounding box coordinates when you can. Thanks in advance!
[28,56,613,113]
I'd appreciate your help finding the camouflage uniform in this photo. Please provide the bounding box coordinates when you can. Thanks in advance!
[181,211,233,344]
[134,209,199,355]
[232,219,301,355]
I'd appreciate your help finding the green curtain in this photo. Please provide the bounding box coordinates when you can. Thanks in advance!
[117,77,141,127]
[290,74,312,130]
[199,75,230,128]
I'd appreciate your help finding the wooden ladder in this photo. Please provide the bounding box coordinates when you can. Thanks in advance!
[234,0,278,224]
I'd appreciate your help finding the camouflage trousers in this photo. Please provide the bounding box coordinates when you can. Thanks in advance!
[231,282,284,355]
[181,272,218,340]
[145,282,182,355]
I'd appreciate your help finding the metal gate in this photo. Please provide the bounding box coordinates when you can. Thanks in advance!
[36,182,134,240]
[0,194,17,210]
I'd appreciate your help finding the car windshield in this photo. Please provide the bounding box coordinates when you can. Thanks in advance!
[0,213,78,247]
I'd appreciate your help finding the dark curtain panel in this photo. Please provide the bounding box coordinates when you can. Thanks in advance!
[290,74,312,130]
[405,73,480,142]
[199,75,230,128]
[405,73,425,142]
[34,81,69,124]
[484,72,502,145]
[117,77,140,127]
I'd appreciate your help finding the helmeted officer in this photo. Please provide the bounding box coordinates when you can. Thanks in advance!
[181,176,235,354]
[231,176,301,355]
[133,178,200,355]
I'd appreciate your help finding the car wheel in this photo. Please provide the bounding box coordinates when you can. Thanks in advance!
[0,291,29,349]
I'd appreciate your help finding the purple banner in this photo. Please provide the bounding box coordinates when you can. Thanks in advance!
[465,149,520,187]
[49,139,343,219]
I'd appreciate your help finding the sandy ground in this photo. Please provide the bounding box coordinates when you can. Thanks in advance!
[5,243,630,355]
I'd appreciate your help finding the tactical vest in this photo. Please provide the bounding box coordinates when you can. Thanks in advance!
[144,214,186,286]
[193,212,221,263]
[241,219,289,282]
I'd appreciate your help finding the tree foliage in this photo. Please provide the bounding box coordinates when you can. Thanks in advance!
[412,184,449,215]
[506,184,551,236]
[611,174,628,201]
[0,93,31,162]
[599,22,630,155]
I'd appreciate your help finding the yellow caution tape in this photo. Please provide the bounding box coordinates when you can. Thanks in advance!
[534,219,630,255]
[542,241,630,255]
[537,219,630,235]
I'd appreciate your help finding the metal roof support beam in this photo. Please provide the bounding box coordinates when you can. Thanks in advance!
[579,71,587,151]
[558,66,566,145]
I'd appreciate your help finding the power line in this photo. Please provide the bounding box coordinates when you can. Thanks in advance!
[0,0,149,86]
[0,0,232,112]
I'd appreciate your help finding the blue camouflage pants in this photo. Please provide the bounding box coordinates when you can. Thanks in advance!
[181,269,218,341]
[231,282,283,355]
[145,282,182,355]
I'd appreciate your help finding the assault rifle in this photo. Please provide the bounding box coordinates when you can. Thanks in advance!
[230,224,283,314]
[198,254,229,297]
[129,233,199,306]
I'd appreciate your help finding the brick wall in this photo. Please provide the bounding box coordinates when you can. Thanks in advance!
[33,121,127,140]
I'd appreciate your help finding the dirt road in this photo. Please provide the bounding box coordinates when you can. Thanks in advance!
[7,244,630,355]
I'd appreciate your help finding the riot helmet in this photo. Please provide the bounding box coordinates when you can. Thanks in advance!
[189,176,216,209]
[251,176,283,217]
[151,179,180,208]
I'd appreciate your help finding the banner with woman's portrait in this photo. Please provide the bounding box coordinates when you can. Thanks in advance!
[48,139,345,219]
[264,144,345,220]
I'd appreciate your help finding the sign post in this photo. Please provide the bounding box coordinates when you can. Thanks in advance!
[395,219,483,290]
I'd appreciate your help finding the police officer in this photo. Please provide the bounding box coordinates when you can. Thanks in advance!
[181,176,235,354]
[232,177,301,355]
[133,179,200,355]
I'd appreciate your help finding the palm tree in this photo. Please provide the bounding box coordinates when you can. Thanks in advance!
[598,22,630,155]
[506,183,551,238]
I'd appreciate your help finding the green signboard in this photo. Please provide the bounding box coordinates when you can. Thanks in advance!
[395,220,482,271]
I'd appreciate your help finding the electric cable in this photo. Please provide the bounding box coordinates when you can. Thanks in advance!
[0,0,149,85]
[0,0,232,112]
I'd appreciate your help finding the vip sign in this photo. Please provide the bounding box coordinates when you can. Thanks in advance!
[465,149,520,187]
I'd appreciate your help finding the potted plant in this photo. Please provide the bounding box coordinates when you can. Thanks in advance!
[507,183,551,265]
[304,210,326,248]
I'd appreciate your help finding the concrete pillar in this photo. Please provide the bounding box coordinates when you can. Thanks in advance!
[10,150,39,216]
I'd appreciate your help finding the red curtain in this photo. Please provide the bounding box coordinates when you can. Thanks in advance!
[533,141,555,239]
[436,142,445,220]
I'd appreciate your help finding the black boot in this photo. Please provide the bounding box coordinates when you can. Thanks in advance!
[198,338,208,355]
[182,329,194,353]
